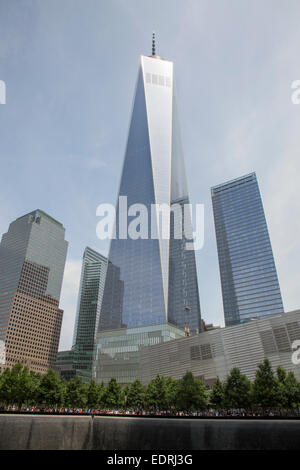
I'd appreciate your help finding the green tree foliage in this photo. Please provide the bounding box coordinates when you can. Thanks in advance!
[37,369,66,408]
[176,371,208,411]
[252,359,279,409]
[28,371,42,405]
[126,379,145,409]
[86,379,101,409]
[0,368,12,405]
[210,377,225,409]
[15,366,34,407]
[0,361,300,412]
[276,366,300,409]
[0,364,36,407]
[145,374,167,411]
[65,376,87,408]
[97,381,106,408]
[224,368,252,409]
[285,372,300,409]
[102,377,124,409]
[165,377,179,410]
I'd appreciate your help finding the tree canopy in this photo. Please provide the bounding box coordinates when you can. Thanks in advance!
[0,361,299,412]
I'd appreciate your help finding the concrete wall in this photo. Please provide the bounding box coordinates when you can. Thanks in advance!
[0,415,300,450]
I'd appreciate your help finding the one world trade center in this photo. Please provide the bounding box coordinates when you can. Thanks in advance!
[94,38,202,383]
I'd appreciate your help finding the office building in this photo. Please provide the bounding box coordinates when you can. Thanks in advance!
[73,247,108,380]
[211,173,284,326]
[0,210,68,373]
[94,39,202,384]
[98,38,201,334]
[57,247,107,382]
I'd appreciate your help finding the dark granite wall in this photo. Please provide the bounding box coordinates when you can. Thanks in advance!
[0,415,300,450]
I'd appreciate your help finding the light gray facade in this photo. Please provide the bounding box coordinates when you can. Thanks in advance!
[0,209,68,373]
[139,310,300,385]
[0,210,68,301]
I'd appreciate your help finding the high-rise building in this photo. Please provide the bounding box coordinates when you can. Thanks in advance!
[56,247,107,382]
[0,210,68,373]
[94,39,201,384]
[211,172,284,326]
[71,247,107,380]
[99,40,201,335]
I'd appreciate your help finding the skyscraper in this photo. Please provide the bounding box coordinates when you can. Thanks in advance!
[99,40,201,335]
[0,210,68,373]
[211,173,284,326]
[94,39,201,384]
[71,247,107,379]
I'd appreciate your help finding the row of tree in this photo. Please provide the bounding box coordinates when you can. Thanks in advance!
[0,359,300,411]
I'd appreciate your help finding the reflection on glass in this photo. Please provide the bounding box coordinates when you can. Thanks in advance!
[99,55,202,335]
[211,173,284,326]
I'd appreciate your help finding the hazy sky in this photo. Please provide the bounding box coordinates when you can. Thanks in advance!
[0,0,299,351]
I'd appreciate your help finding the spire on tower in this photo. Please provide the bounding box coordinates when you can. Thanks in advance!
[152,32,156,56]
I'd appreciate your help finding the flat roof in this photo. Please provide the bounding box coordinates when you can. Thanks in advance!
[17,209,64,228]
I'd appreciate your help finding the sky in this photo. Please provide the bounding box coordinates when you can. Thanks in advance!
[0,0,299,351]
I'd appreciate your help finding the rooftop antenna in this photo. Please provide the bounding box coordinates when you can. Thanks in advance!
[152,32,156,56]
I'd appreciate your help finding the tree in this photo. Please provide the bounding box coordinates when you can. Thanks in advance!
[15,366,34,408]
[126,379,145,410]
[145,374,167,411]
[0,364,35,408]
[10,363,26,406]
[285,371,300,409]
[38,369,66,408]
[0,368,13,406]
[176,371,208,412]
[276,366,300,410]
[102,377,124,409]
[252,359,278,409]
[97,381,106,409]
[210,377,225,409]
[165,377,179,411]
[28,371,42,406]
[276,366,288,408]
[65,375,87,408]
[86,380,101,409]
[224,368,252,409]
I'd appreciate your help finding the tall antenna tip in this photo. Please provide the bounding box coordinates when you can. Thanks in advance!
[152,32,156,56]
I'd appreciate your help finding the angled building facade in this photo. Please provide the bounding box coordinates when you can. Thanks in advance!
[72,247,107,379]
[0,210,68,373]
[94,43,202,384]
[98,48,201,336]
[211,173,284,326]
[56,247,107,382]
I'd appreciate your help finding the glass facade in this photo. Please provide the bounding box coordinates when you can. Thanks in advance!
[211,173,284,326]
[94,323,186,385]
[71,247,107,380]
[99,54,202,335]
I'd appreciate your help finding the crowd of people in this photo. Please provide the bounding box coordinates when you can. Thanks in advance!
[0,405,298,418]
